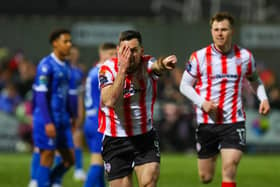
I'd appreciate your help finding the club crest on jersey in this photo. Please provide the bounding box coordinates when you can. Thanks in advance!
[123,84,137,98]
[104,162,111,173]
[123,83,143,98]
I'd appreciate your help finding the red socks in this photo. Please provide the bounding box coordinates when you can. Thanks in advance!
[222,182,236,187]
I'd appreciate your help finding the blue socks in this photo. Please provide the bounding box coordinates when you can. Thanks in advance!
[36,165,50,187]
[50,163,70,185]
[84,165,105,187]
[75,147,83,170]
[30,151,40,180]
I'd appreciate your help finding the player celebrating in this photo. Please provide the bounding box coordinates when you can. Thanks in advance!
[179,12,270,187]
[99,30,177,187]
[83,42,117,187]
[32,28,77,187]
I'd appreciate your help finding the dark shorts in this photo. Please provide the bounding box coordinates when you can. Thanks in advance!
[102,129,160,181]
[195,121,246,159]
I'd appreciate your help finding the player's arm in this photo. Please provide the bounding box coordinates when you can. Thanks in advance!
[151,55,177,75]
[180,71,205,108]
[100,45,131,108]
[247,71,270,115]
[34,63,56,138]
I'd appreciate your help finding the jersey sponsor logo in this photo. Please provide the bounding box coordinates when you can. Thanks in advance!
[209,74,239,82]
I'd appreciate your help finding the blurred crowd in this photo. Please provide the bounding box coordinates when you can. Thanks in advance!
[0,46,279,153]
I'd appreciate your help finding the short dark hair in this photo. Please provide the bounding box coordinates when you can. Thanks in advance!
[99,42,117,51]
[210,12,235,28]
[49,28,71,44]
[119,30,142,46]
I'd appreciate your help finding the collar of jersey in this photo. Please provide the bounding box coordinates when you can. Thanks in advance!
[51,52,66,66]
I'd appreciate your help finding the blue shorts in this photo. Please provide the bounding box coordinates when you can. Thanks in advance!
[84,116,103,153]
[33,117,74,150]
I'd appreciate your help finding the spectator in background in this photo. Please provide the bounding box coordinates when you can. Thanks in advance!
[16,58,36,98]
[0,81,21,114]
[157,100,195,152]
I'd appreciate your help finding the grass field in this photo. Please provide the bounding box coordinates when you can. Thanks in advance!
[0,153,279,187]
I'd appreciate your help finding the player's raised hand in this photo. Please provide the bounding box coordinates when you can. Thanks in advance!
[45,123,56,138]
[259,99,270,115]
[118,45,131,73]
[162,55,177,70]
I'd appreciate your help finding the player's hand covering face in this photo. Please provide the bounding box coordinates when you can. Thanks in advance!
[119,38,143,73]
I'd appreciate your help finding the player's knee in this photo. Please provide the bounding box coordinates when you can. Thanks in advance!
[199,173,213,184]
[140,175,159,187]
[139,168,159,187]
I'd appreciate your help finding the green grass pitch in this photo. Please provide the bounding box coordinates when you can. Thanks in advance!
[0,153,279,187]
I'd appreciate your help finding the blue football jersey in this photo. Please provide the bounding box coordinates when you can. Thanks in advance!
[71,65,84,93]
[84,64,103,153]
[84,64,101,117]
[33,53,77,128]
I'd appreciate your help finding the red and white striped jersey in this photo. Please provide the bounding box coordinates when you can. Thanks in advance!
[185,44,256,124]
[98,56,158,137]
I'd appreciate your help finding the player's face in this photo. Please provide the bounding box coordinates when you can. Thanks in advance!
[119,38,144,73]
[53,33,72,59]
[211,19,233,51]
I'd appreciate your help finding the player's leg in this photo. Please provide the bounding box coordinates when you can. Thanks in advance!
[102,135,134,187]
[28,147,40,187]
[109,175,133,187]
[134,162,160,187]
[33,120,55,187]
[220,149,242,187]
[50,148,75,186]
[73,128,86,181]
[50,127,75,187]
[37,149,55,187]
[219,122,246,187]
[195,124,220,183]
[197,156,218,183]
[134,129,161,187]
[84,120,105,187]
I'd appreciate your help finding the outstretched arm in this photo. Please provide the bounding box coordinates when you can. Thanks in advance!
[151,55,177,75]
